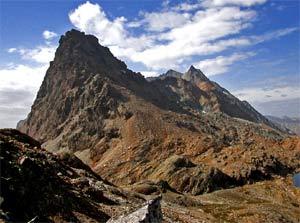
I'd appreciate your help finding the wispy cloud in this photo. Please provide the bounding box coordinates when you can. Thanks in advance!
[196,52,255,76]
[232,86,300,103]
[138,11,191,32]
[162,0,170,7]
[201,0,267,8]
[252,98,300,117]
[68,1,296,71]
[250,27,299,43]
[7,30,58,64]
[7,48,17,53]
[172,0,267,11]
[172,2,202,11]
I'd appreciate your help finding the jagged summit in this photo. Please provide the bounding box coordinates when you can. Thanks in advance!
[54,29,127,72]
[153,65,209,83]
[20,29,160,144]
[59,29,99,45]
[189,65,197,70]
[186,65,199,75]
[182,65,209,83]
[148,65,276,127]
[157,69,182,80]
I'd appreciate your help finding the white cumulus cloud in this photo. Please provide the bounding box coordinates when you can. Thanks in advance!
[69,1,127,46]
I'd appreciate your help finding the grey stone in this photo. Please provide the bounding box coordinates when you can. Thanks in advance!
[107,196,162,223]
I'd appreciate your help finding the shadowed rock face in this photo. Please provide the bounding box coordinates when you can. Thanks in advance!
[0,128,160,222]
[18,30,300,196]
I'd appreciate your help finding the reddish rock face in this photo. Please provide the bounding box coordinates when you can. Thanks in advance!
[18,30,300,195]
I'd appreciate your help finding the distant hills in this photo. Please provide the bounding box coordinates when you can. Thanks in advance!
[266,115,300,135]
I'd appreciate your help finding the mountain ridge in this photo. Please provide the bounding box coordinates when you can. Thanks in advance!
[18,29,299,195]
[149,67,279,129]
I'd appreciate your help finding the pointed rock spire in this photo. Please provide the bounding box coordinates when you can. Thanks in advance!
[188,65,197,72]
[182,65,209,83]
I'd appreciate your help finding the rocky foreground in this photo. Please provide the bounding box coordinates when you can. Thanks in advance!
[1,129,299,222]
[0,129,161,222]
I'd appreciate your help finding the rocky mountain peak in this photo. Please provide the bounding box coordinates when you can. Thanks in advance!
[187,65,197,72]
[20,30,138,141]
[165,69,180,75]
[53,29,127,74]
[182,65,209,83]
[59,29,99,45]
[34,29,140,106]
[160,69,183,79]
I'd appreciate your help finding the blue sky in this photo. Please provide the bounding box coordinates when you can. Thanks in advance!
[0,0,299,127]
